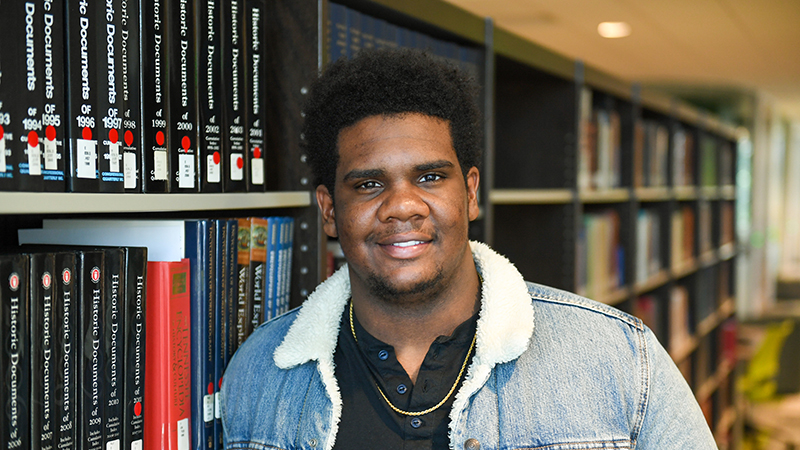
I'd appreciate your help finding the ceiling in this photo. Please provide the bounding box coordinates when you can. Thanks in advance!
[442,0,800,123]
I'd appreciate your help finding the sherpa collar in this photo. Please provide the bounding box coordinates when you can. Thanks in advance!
[272,241,535,449]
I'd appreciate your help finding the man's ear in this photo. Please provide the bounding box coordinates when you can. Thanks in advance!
[466,166,480,221]
[316,184,338,238]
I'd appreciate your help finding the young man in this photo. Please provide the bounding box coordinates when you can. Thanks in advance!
[221,49,716,450]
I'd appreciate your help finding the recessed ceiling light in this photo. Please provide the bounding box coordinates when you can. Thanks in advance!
[597,22,631,38]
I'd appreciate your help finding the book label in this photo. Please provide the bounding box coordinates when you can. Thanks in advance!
[230,153,244,180]
[177,418,189,450]
[27,135,43,175]
[207,154,221,183]
[0,128,7,171]
[123,152,136,188]
[77,135,98,178]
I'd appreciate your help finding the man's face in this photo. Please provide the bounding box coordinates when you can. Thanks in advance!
[316,113,480,305]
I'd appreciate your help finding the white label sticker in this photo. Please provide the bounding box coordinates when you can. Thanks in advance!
[44,138,57,170]
[203,394,214,422]
[230,153,244,181]
[131,440,142,450]
[109,142,121,173]
[215,391,221,419]
[178,153,195,188]
[106,438,120,450]
[27,142,42,175]
[0,136,6,172]
[154,150,168,180]
[77,139,97,179]
[251,158,264,185]
[206,154,220,183]
[124,152,137,189]
[177,418,189,450]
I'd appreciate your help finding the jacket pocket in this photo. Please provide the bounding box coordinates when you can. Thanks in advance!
[515,439,632,450]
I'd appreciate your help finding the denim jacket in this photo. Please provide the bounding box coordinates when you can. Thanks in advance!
[221,241,717,450]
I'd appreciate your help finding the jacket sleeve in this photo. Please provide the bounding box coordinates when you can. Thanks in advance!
[634,326,717,449]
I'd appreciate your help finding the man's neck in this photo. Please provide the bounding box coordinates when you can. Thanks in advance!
[350,270,481,384]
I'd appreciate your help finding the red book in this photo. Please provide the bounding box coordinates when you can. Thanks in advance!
[144,259,192,450]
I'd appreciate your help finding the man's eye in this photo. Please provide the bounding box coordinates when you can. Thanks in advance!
[356,180,381,190]
[420,173,443,183]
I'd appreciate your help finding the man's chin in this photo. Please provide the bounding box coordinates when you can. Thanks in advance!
[365,270,445,306]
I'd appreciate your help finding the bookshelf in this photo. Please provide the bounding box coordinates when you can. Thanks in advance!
[0,0,743,447]
[0,1,323,307]
[322,0,744,447]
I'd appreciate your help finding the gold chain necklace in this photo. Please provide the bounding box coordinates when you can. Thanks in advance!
[348,301,476,417]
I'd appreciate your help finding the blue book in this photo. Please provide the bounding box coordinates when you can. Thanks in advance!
[329,3,348,61]
[361,13,376,50]
[185,220,216,450]
[264,217,280,321]
[346,8,362,58]
[279,217,295,315]
[213,219,227,450]
[225,220,239,362]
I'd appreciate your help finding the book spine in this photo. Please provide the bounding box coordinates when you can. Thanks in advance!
[282,217,295,315]
[222,0,247,192]
[41,0,67,192]
[196,0,223,192]
[168,260,192,450]
[30,253,56,450]
[122,247,146,450]
[225,220,238,360]
[16,2,46,191]
[139,0,170,192]
[78,251,105,450]
[120,0,142,192]
[248,217,268,332]
[235,218,250,347]
[213,220,227,449]
[1,254,31,449]
[0,2,20,190]
[65,0,100,192]
[328,2,348,62]
[244,0,266,191]
[102,249,124,449]
[187,220,215,450]
[264,217,278,321]
[144,259,191,450]
[169,0,199,192]
[53,252,77,450]
[96,0,125,192]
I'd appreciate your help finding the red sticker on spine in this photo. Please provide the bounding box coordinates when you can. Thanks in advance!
[82,127,92,140]
[46,125,56,141]
[28,131,39,147]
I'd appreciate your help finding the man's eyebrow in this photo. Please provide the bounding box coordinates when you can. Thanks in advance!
[416,160,455,172]
[342,168,385,182]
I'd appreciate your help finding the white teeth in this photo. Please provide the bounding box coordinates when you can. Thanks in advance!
[392,240,423,247]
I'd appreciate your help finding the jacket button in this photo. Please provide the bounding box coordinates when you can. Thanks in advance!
[464,438,480,450]
[309,438,318,448]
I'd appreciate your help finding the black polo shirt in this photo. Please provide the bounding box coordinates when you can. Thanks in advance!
[332,304,478,450]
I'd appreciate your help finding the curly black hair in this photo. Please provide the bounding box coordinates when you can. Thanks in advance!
[302,48,483,196]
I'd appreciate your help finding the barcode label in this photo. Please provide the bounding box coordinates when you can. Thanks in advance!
[109,142,121,173]
[251,158,264,185]
[203,394,214,422]
[178,153,195,188]
[230,153,243,181]
[28,142,42,175]
[153,150,167,180]
[124,152,137,189]
[44,138,57,170]
[207,154,220,183]
[77,138,97,179]
[177,418,189,450]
